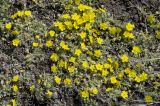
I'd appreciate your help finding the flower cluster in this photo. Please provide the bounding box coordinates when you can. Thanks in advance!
[43,3,149,100]
[0,1,160,105]
[11,10,32,19]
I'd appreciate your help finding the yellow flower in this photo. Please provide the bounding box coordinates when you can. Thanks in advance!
[82,13,88,22]
[68,66,75,73]
[29,85,35,91]
[95,63,103,71]
[125,22,135,31]
[71,13,80,20]
[94,50,102,57]
[49,30,55,37]
[100,23,108,30]
[54,76,61,84]
[46,90,53,97]
[74,78,80,85]
[75,49,82,56]
[96,37,103,44]
[75,0,81,5]
[145,95,153,103]
[89,64,96,72]
[91,29,99,34]
[5,23,12,30]
[51,64,57,73]
[61,14,70,19]
[50,53,59,62]
[73,22,79,29]
[11,99,16,106]
[64,78,72,85]
[80,90,89,98]
[80,42,87,50]
[24,10,32,16]
[32,42,39,47]
[87,51,93,56]
[124,67,131,74]
[64,21,73,29]
[88,13,96,22]
[98,8,106,13]
[132,46,141,55]
[89,35,93,43]
[11,30,19,36]
[135,76,141,83]
[79,31,86,39]
[109,66,114,72]
[46,40,53,47]
[147,15,155,24]
[106,87,113,92]
[116,27,122,33]
[102,70,109,76]
[77,18,84,25]
[58,60,66,67]
[59,23,66,31]
[91,87,98,95]
[12,39,20,46]
[118,71,124,78]
[11,14,17,19]
[156,31,160,39]
[60,41,70,50]
[12,85,18,92]
[107,57,113,63]
[110,76,118,84]
[37,79,41,84]
[123,31,135,39]
[121,91,128,99]
[139,72,148,81]
[113,61,119,69]
[157,22,160,29]
[92,33,97,38]
[128,70,137,78]
[54,21,66,31]
[121,54,129,62]
[54,21,60,26]
[12,75,19,82]
[85,23,92,30]
[78,4,92,11]
[17,11,24,17]
[69,57,76,63]
[35,35,40,39]
[82,61,89,69]
[103,63,111,69]
[109,27,117,35]
[78,4,86,11]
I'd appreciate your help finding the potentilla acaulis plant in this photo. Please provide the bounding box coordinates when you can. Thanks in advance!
[0,0,160,105]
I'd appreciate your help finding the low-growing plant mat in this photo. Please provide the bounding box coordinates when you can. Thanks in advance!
[0,0,160,106]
